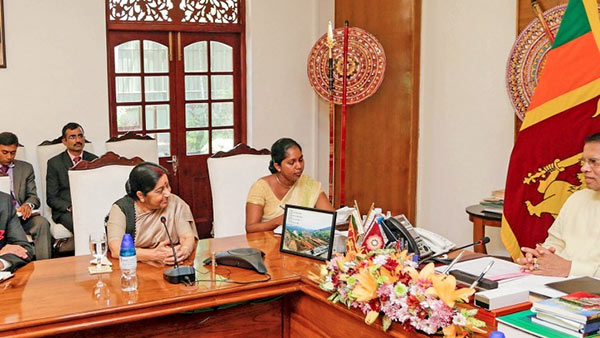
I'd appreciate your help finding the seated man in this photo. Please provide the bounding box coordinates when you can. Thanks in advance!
[0,191,34,272]
[518,132,600,277]
[46,122,97,233]
[0,132,52,260]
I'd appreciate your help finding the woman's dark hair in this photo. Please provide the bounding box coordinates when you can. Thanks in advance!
[125,162,168,200]
[269,138,302,174]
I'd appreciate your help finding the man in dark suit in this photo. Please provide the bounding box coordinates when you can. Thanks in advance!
[0,132,52,260]
[0,191,34,272]
[46,123,98,233]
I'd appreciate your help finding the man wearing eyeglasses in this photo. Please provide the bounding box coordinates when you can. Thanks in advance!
[518,132,600,277]
[46,123,98,234]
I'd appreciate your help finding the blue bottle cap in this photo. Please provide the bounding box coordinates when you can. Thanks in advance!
[120,233,136,256]
[489,331,505,338]
[412,254,419,262]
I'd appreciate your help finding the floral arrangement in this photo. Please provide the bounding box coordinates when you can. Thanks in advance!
[316,249,486,337]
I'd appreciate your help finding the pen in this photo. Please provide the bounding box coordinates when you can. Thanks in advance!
[443,251,465,274]
[469,261,494,289]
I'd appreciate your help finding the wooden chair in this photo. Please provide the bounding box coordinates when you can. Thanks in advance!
[207,143,271,238]
[36,137,95,256]
[69,152,143,256]
[105,132,159,164]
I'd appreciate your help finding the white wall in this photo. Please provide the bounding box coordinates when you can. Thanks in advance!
[246,0,333,181]
[418,0,516,255]
[0,0,335,190]
[0,0,109,169]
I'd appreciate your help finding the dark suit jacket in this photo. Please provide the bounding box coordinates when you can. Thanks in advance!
[12,160,41,209]
[0,192,34,272]
[46,150,97,221]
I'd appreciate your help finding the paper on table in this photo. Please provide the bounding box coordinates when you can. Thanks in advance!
[499,275,571,298]
[435,257,524,281]
[0,271,13,283]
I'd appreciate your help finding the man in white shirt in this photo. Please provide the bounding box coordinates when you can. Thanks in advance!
[518,132,600,277]
[0,191,33,272]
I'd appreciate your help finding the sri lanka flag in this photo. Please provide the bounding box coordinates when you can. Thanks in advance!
[502,0,600,260]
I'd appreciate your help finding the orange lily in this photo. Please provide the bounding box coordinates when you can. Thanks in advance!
[352,267,378,302]
[426,274,474,308]
[407,262,436,282]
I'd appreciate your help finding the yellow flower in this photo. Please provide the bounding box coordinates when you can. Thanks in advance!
[406,262,435,282]
[352,268,378,302]
[365,310,379,325]
[426,274,474,308]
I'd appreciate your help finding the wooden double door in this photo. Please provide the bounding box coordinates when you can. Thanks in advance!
[107,31,243,237]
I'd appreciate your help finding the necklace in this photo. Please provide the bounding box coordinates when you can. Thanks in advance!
[275,174,292,188]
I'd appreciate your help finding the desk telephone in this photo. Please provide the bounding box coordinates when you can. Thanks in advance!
[382,215,455,258]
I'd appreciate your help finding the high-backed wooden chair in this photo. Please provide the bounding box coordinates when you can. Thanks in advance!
[69,152,143,256]
[15,144,27,161]
[207,143,271,238]
[105,132,159,164]
[36,137,95,255]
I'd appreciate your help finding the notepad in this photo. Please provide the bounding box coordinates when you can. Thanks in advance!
[0,271,14,283]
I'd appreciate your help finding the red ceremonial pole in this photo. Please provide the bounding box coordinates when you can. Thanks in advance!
[327,22,335,205]
[531,0,555,44]
[340,20,349,206]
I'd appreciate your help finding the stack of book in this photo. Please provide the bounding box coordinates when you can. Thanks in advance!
[480,190,504,215]
[531,292,600,337]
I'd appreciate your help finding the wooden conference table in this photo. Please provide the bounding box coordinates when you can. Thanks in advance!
[0,232,493,337]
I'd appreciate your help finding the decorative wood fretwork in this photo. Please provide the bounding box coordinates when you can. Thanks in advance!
[210,143,269,158]
[179,0,239,24]
[108,0,240,26]
[71,151,144,170]
[109,0,173,22]
[38,136,92,146]
[106,131,155,143]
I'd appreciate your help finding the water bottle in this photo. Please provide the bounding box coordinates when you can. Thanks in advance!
[119,234,138,292]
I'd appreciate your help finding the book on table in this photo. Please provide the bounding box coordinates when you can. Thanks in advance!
[531,315,600,337]
[533,292,600,324]
[497,310,600,338]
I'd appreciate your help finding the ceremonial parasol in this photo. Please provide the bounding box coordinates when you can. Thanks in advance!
[506,4,567,120]
[307,22,385,205]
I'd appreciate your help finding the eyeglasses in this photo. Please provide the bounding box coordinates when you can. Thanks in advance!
[67,134,85,140]
[580,158,600,168]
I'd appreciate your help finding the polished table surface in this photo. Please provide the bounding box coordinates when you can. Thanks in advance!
[0,232,493,337]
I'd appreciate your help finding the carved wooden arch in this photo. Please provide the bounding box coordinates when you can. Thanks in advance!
[71,151,144,171]
[38,136,92,146]
[106,131,155,143]
[210,143,269,158]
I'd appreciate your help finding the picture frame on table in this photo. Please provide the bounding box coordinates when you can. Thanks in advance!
[280,204,336,261]
[0,0,5,68]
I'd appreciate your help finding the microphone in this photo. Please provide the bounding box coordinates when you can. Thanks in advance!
[161,216,196,284]
[418,237,490,265]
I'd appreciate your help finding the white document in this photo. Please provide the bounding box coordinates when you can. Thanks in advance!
[435,257,523,280]
[0,271,13,283]
[500,275,571,298]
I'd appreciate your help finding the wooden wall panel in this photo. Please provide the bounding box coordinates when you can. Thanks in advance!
[334,0,421,223]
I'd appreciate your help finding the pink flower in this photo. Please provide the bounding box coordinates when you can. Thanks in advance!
[0,230,4,241]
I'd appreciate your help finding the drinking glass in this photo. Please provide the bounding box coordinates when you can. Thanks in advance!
[89,232,108,266]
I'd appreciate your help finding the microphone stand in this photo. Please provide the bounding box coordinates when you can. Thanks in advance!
[161,216,196,285]
[418,237,490,265]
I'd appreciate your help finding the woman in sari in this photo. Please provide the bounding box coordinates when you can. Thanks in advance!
[107,162,198,265]
[245,138,334,233]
